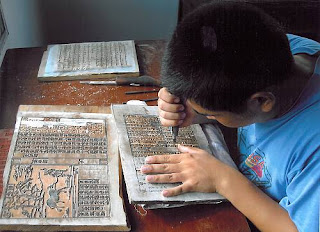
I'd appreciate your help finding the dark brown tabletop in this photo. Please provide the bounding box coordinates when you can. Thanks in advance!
[0,40,250,232]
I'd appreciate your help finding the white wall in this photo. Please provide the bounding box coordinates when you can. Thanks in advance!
[42,0,179,44]
[0,0,178,65]
[0,0,44,63]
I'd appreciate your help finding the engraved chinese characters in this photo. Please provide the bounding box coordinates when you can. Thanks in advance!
[114,105,224,207]
[38,40,139,82]
[1,117,110,219]
[124,115,199,192]
[78,179,109,217]
[16,117,107,156]
[56,41,131,72]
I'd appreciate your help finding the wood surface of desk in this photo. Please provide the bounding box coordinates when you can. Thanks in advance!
[0,41,250,232]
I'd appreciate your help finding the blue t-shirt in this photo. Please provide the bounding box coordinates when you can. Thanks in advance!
[238,34,320,232]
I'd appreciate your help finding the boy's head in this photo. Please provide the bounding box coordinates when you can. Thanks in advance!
[161,2,293,114]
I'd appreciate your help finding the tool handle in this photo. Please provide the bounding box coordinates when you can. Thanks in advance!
[116,75,161,86]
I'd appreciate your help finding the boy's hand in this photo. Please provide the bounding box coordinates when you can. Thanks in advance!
[140,144,228,197]
[158,88,196,127]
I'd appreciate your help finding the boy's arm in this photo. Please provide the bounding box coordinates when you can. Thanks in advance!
[218,161,298,232]
[141,145,298,232]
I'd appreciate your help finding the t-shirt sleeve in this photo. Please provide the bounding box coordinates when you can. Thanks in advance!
[279,151,320,232]
[287,34,320,55]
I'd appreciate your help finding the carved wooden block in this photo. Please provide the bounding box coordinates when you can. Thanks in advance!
[0,105,129,231]
[112,105,225,208]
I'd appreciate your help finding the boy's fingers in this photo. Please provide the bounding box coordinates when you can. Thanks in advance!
[158,88,180,103]
[158,109,186,120]
[178,144,202,153]
[145,173,181,183]
[145,154,182,164]
[158,98,184,113]
[159,117,183,127]
[141,163,179,174]
[162,184,192,197]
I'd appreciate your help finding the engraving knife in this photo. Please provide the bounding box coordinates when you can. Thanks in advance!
[171,126,179,143]
[125,90,159,95]
[80,75,161,87]
[169,93,183,143]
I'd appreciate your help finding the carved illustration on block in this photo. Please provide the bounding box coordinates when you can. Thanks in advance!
[1,117,110,219]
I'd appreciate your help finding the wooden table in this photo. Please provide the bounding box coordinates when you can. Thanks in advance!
[0,41,250,232]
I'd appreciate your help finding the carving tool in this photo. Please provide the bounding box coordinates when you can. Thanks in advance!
[171,126,179,143]
[125,90,159,95]
[142,97,158,102]
[122,97,158,104]
[170,96,184,143]
[80,75,161,87]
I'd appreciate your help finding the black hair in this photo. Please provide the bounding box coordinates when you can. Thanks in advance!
[161,2,294,113]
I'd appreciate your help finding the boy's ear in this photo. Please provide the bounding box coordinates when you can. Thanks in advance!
[247,92,276,113]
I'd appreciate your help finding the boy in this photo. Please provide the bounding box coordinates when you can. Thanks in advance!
[140,2,320,232]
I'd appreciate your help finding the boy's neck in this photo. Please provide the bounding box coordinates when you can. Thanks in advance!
[273,54,317,118]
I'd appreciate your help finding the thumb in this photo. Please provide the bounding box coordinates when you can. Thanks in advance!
[178,144,197,153]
